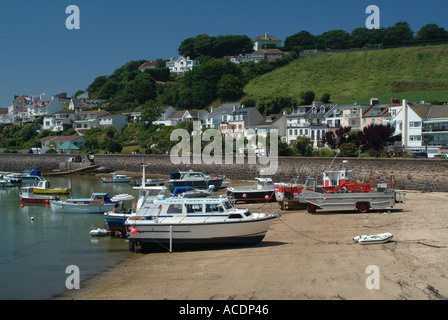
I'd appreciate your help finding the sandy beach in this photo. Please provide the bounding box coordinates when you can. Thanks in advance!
[56,188,448,300]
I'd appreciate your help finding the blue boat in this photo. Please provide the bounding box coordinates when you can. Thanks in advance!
[19,169,44,182]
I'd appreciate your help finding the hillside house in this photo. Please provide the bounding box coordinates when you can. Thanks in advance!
[99,114,127,132]
[42,109,75,132]
[205,104,238,129]
[166,56,200,74]
[138,60,157,72]
[73,109,110,132]
[252,33,282,51]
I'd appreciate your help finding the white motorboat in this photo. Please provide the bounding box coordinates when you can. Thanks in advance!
[50,192,117,213]
[353,232,393,244]
[102,173,132,183]
[125,195,278,252]
[104,165,167,236]
[168,170,223,191]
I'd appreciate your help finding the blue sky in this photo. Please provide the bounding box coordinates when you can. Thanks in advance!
[1,0,448,107]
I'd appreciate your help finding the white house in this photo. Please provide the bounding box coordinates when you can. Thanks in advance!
[166,56,200,74]
[73,109,110,131]
[252,33,282,51]
[99,114,127,132]
[42,109,75,132]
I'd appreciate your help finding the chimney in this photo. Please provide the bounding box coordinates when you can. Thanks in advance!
[265,32,269,40]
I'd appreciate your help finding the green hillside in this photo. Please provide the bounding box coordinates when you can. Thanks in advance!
[244,44,448,104]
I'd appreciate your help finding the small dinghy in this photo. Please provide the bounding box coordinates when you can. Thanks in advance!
[89,228,111,237]
[353,232,393,244]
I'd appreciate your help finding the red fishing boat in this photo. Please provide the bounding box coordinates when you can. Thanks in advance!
[19,187,60,204]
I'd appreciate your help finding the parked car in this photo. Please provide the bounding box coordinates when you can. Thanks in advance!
[411,152,428,158]
[433,154,447,159]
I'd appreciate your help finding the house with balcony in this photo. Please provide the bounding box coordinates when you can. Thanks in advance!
[99,114,127,132]
[42,109,75,132]
[421,105,448,155]
[73,109,110,132]
[220,106,263,141]
[166,56,200,74]
[204,104,237,129]
[249,113,287,142]
[27,97,64,120]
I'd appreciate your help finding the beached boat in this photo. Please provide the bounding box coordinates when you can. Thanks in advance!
[102,173,132,183]
[353,232,393,244]
[18,169,45,182]
[226,177,275,203]
[275,160,405,212]
[50,193,117,213]
[125,196,278,252]
[168,170,223,191]
[19,187,60,203]
[32,180,71,195]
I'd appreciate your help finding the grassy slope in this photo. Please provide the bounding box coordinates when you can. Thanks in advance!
[244,44,448,104]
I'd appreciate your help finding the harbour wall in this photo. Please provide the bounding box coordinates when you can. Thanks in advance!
[0,153,447,192]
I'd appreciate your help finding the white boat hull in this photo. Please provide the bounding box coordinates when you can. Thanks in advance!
[127,213,276,247]
[50,201,116,214]
[353,232,393,244]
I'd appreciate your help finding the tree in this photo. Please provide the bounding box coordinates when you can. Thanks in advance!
[217,74,244,102]
[356,124,395,152]
[124,73,156,104]
[317,30,351,49]
[141,100,162,127]
[299,91,315,105]
[384,21,414,43]
[350,27,385,48]
[322,126,353,151]
[416,24,447,41]
[284,31,316,47]
[292,136,313,156]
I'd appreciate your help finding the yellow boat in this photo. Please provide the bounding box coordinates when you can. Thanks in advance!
[32,180,71,195]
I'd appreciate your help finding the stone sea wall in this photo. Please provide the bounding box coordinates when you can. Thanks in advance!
[0,153,447,192]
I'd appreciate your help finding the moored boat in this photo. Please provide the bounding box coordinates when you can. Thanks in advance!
[32,180,71,195]
[19,187,60,203]
[102,173,132,183]
[50,193,117,213]
[18,169,45,182]
[227,178,275,203]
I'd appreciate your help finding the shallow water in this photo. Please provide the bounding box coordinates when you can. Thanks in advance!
[0,175,136,300]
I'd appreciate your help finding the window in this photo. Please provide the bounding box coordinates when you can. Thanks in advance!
[167,204,183,214]
[410,135,422,142]
[410,121,421,127]
[222,201,233,210]
[186,204,203,213]
[289,129,293,135]
[294,129,298,135]
[206,203,222,212]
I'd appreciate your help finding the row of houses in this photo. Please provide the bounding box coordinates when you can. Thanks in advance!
[151,98,448,157]
[0,93,127,134]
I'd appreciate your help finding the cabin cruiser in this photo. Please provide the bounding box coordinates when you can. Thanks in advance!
[125,195,278,252]
[168,170,223,191]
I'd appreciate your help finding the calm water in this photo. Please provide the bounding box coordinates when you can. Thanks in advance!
[0,175,137,300]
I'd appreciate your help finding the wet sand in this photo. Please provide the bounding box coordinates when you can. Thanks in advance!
[56,187,448,300]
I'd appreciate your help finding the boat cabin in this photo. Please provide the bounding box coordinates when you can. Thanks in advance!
[67,193,115,205]
[255,178,274,190]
